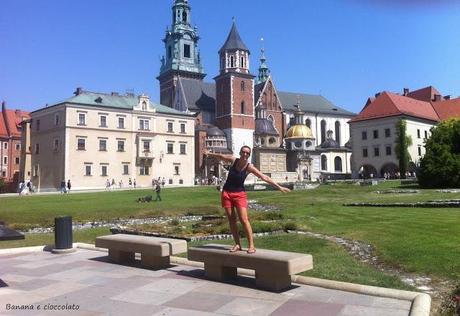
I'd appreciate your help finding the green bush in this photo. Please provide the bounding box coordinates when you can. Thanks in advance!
[418,119,460,188]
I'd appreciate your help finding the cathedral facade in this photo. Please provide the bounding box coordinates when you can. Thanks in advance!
[158,0,355,183]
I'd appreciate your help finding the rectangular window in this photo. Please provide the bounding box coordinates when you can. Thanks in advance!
[34,144,40,154]
[424,130,428,139]
[3,142,6,150]
[99,139,107,151]
[167,143,174,154]
[85,165,92,176]
[385,128,391,137]
[386,146,392,156]
[417,129,421,138]
[373,130,379,139]
[101,165,108,177]
[15,157,20,164]
[180,143,186,154]
[33,165,39,177]
[55,114,60,126]
[139,160,150,175]
[143,141,150,152]
[77,138,86,150]
[418,146,422,156]
[184,44,191,58]
[374,147,380,157]
[15,143,20,151]
[36,119,40,131]
[117,140,125,152]
[362,131,367,140]
[123,164,129,175]
[3,157,7,165]
[118,117,125,129]
[78,113,86,125]
[174,165,180,175]
[100,115,107,127]
[362,148,368,158]
[139,119,150,130]
[180,123,186,134]
[168,122,174,132]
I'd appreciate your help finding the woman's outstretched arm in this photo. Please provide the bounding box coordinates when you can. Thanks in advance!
[204,150,235,164]
[247,165,291,193]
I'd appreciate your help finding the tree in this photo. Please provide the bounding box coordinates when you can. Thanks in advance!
[418,119,460,188]
[394,119,412,179]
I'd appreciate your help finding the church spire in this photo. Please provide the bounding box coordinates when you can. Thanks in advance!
[158,0,205,78]
[257,38,270,84]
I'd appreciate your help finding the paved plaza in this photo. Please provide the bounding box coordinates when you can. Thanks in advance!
[0,247,418,316]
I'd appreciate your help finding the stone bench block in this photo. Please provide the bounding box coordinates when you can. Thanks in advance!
[188,243,313,291]
[96,234,187,269]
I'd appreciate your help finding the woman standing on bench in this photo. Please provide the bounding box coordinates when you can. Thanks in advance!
[205,146,290,254]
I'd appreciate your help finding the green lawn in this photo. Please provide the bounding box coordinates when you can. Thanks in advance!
[1,181,459,286]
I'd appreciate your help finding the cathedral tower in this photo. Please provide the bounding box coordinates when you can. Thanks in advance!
[214,20,255,153]
[157,0,206,108]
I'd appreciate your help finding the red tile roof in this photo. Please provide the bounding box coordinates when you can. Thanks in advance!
[431,97,460,120]
[0,104,30,138]
[349,91,440,123]
[407,86,441,102]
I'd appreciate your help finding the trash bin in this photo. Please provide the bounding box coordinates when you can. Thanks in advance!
[54,216,73,249]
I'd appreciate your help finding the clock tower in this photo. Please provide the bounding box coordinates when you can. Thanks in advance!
[157,0,206,108]
[214,20,255,154]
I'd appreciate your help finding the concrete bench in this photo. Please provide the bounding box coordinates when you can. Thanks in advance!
[188,244,313,291]
[95,234,187,269]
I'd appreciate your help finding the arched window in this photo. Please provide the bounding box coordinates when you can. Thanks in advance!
[321,155,327,171]
[335,121,341,146]
[142,101,147,111]
[334,156,342,172]
[241,81,245,92]
[321,120,326,144]
[240,56,245,68]
[182,11,187,23]
[241,101,245,114]
[267,115,274,122]
[305,118,311,128]
[230,56,234,68]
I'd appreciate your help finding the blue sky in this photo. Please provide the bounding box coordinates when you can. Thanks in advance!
[1,0,460,114]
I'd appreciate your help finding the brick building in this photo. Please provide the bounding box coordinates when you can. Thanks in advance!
[0,101,30,187]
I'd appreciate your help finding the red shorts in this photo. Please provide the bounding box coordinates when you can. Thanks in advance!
[221,190,248,209]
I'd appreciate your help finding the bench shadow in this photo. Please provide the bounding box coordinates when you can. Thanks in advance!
[176,268,299,293]
[88,255,179,271]
[0,279,8,288]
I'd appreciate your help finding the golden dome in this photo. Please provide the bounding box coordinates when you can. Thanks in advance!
[286,125,314,139]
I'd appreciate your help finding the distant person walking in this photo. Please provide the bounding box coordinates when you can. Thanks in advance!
[60,180,67,194]
[154,182,162,201]
[67,180,71,193]
[205,146,290,254]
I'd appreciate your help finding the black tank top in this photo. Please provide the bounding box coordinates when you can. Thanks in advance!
[223,159,250,192]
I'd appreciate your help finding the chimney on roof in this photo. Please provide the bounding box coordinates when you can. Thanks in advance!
[433,94,442,102]
[444,95,451,100]
[1,101,5,111]
[403,88,409,96]
[111,92,119,96]
[74,87,83,96]
[126,92,135,97]
[375,92,381,98]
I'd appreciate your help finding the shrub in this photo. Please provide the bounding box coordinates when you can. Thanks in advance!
[418,119,460,188]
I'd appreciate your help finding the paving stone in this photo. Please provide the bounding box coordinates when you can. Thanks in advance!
[338,304,409,316]
[215,297,284,315]
[164,291,235,312]
[271,299,344,316]
[111,288,181,306]
[138,278,204,295]
[151,307,222,316]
